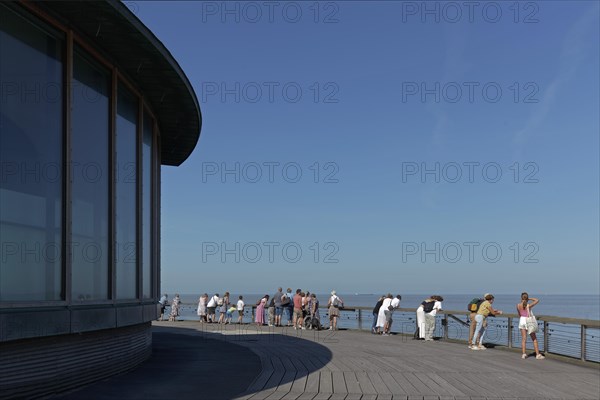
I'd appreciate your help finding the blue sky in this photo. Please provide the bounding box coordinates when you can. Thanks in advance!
[134,1,599,295]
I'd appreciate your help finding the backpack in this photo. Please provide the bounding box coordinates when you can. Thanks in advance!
[281,294,290,306]
[422,301,435,313]
[217,298,224,306]
[467,298,483,312]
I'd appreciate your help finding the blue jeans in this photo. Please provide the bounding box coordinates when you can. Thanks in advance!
[472,314,486,345]
[372,313,377,332]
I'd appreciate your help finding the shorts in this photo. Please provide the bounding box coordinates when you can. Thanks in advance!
[329,306,340,319]
[384,310,393,323]
[275,306,283,316]
[207,307,216,315]
[293,308,303,319]
[518,316,528,330]
[238,310,244,317]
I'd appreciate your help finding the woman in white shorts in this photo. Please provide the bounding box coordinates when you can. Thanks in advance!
[517,292,544,360]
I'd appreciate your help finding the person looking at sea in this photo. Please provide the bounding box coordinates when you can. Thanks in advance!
[158,294,168,321]
[470,294,503,350]
[273,287,284,327]
[372,296,384,334]
[517,292,545,359]
[328,290,344,331]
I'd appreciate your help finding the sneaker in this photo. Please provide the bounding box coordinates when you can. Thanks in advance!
[536,354,545,360]
[382,333,389,336]
[521,354,528,359]
[470,346,480,350]
[477,345,486,350]
[329,327,333,330]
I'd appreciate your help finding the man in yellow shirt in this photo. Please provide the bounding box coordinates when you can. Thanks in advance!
[470,294,503,350]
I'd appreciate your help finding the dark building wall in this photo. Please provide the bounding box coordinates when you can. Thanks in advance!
[0,323,152,399]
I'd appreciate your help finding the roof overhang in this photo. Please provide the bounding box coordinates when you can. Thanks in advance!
[33,0,201,166]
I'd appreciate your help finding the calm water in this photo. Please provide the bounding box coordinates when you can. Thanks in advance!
[172,293,600,321]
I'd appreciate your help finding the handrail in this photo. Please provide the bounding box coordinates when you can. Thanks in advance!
[176,302,599,363]
[183,303,600,327]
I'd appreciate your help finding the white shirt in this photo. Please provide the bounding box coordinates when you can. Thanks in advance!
[237,300,245,310]
[330,295,342,306]
[207,295,218,308]
[391,297,400,309]
[429,301,443,316]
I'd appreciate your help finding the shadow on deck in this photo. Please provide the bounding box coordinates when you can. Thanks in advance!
[56,321,599,400]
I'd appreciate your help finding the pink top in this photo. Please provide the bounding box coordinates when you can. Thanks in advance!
[519,306,529,317]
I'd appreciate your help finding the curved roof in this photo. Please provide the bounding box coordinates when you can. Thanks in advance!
[36,0,201,166]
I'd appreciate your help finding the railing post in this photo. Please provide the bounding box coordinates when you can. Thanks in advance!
[443,314,448,340]
[507,317,512,348]
[358,309,362,331]
[543,320,548,354]
[581,324,586,361]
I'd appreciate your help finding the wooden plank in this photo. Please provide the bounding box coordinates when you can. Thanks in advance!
[343,371,362,394]
[435,373,478,397]
[250,390,279,400]
[328,394,347,400]
[332,371,347,394]
[389,372,421,396]
[305,372,321,394]
[295,393,317,400]
[318,356,340,372]
[264,391,290,400]
[344,394,362,400]
[360,395,378,400]
[312,393,332,400]
[280,393,302,400]
[246,357,275,393]
[277,357,298,393]
[379,372,408,395]
[319,370,334,394]
[424,373,464,396]
[289,358,309,393]
[400,373,436,396]
[367,372,392,395]
[355,371,377,394]
[412,372,449,396]
[263,356,286,392]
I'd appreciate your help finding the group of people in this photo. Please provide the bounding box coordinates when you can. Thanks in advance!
[196,292,246,324]
[370,294,403,336]
[467,292,544,359]
[193,288,344,330]
[247,288,345,330]
[160,291,546,360]
[158,293,181,322]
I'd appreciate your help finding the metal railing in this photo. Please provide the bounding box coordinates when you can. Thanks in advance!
[243,305,600,363]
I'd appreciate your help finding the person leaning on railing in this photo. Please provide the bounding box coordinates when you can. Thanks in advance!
[470,294,502,350]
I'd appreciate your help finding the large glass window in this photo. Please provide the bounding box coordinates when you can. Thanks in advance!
[0,5,63,301]
[71,49,110,301]
[142,112,153,298]
[115,83,137,299]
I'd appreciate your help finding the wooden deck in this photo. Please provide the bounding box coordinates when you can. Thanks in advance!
[154,321,600,400]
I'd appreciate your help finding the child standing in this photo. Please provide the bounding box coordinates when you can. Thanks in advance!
[237,295,245,324]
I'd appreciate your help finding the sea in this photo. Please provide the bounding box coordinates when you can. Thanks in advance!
[172,293,600,321]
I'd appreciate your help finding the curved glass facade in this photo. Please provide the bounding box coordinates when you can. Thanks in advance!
[0,5,64,301]
[71,49,110,302]
[0,3,157,306]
